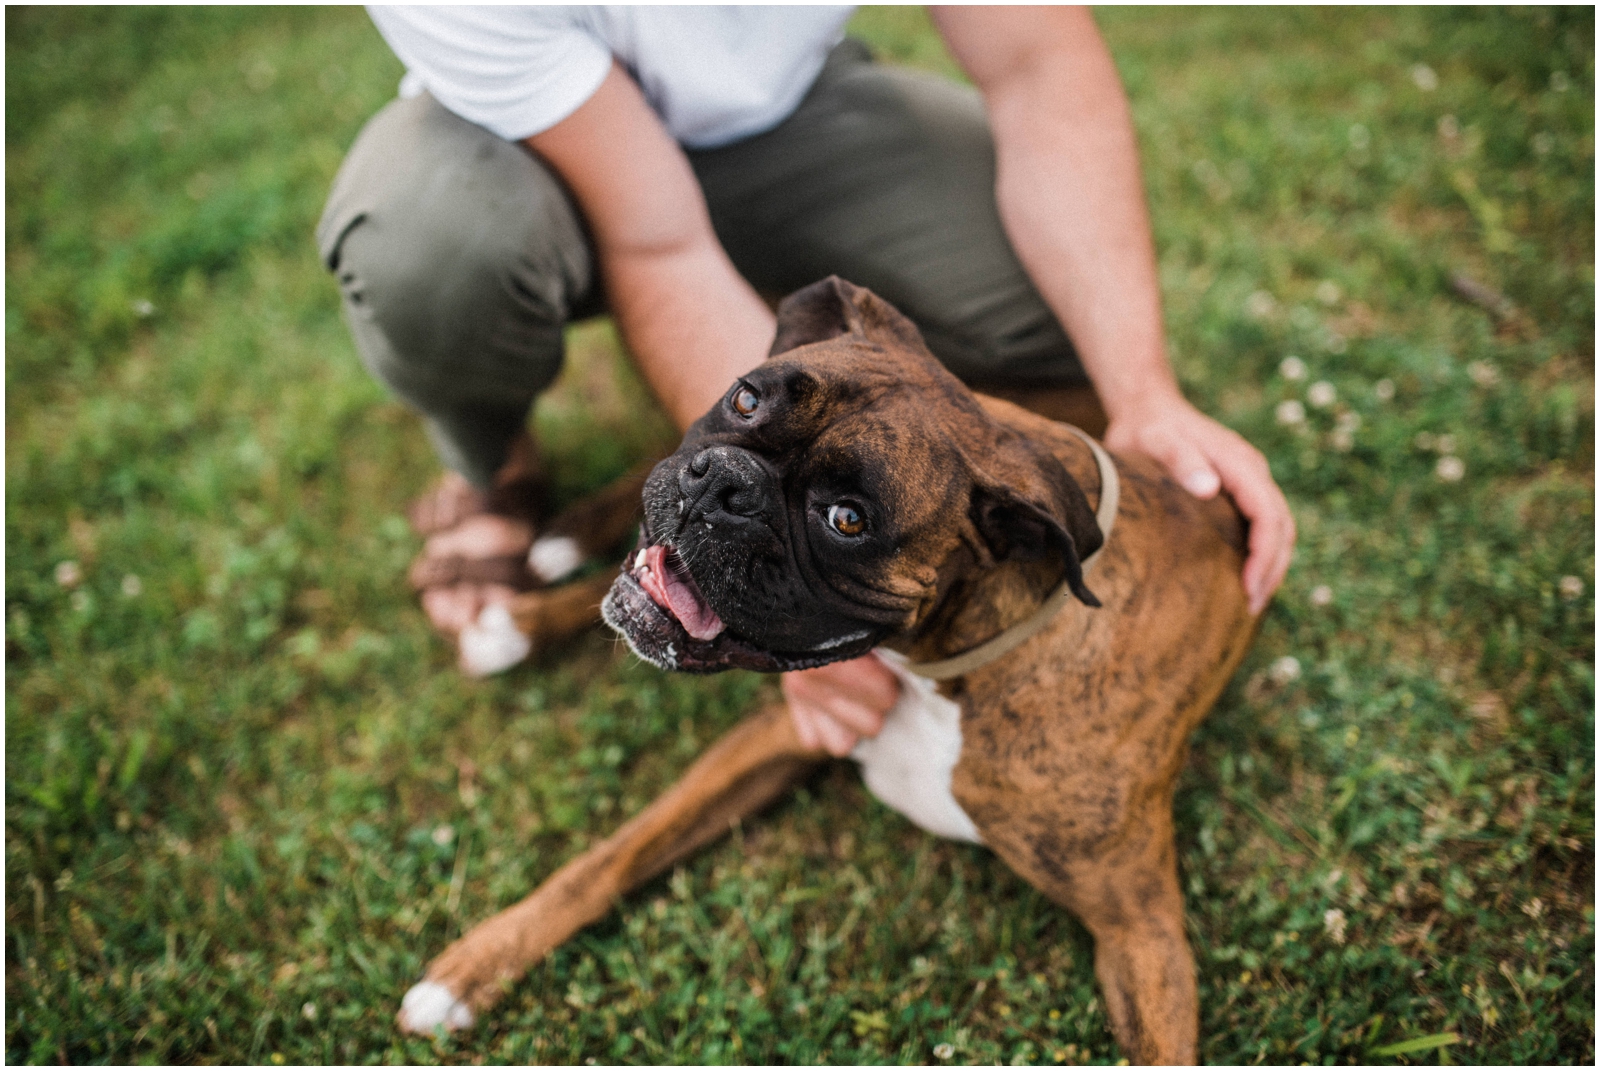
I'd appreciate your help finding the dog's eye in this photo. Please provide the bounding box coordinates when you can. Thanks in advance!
[731,385,760,418]
[826,504,866,537]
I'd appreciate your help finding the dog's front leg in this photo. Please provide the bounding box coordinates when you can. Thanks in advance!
[397,702,823,1034]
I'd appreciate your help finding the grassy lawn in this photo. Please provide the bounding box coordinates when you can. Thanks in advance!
[5,6,1592,1065]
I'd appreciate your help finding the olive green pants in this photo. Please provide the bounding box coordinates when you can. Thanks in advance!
[317,40,1085,487]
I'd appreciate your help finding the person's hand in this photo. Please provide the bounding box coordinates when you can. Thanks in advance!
[781,654,901,757]
[1104,393,1295,615]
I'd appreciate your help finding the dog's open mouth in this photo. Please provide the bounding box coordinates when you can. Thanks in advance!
[601,534,879,675]
[631,544,725,641]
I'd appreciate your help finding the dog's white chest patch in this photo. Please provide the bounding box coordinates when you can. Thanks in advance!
[849,650,982,844]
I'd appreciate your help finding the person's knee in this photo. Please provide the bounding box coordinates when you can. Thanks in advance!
[320,96,594,389]
[332,188,585,369]
[327,190,579,483]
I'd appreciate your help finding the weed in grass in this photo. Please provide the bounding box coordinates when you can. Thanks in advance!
[7,6,1593,1065]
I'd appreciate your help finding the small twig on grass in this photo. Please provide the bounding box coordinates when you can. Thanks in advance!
[446,828,473,936]
[87,855,132,882]
[1449,272,1517,322]
[404,904,434,937]
[28,873,46,936]
[248,1009,273,1064]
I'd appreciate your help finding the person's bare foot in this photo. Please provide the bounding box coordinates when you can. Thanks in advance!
[409,432,543,641]
[407,471,491,538]
[416,513,533,635]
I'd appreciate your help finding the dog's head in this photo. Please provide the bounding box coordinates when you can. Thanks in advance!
[602,277,1102,673]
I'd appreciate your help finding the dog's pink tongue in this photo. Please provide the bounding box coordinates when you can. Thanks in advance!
[637,545,725,641]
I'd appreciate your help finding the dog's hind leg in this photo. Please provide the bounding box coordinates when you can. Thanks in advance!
[457,572,617,676]
[456,465,655,676]
[397,702,822,1034]
[1076,830,1198,1066]
[976,800,1197,1064]
[525,463,653,585]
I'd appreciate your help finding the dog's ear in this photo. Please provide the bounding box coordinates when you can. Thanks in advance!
[968,442,1104,607]
[769,276,929,357]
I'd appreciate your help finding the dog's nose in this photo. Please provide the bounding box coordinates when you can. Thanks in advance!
[681,445,770,521]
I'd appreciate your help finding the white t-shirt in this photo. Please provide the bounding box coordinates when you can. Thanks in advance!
[368,5,856,148]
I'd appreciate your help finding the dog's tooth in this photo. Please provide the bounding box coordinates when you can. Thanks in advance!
[677,499,685,515]
[635,549,648,570]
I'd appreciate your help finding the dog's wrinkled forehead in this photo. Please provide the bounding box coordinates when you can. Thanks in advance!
[789,354,968,512]
[736,348,975,450]
[681,331,990,550]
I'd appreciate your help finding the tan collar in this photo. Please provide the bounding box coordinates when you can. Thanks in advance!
[901,426,1118,681]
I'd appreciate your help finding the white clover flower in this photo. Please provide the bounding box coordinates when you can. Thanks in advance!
[933,1043,955,1060]
[1467,360,1500,386]
[55,560,82,588]
[1245,290,1277,319]
[1307,381,1337,409]
[302,1002,318,1021]
[1279,355,1308,381]
[1374,378,1396,401]
[1336,411,1362,431]
[1331,429,1355,452]
[1414,431,1437,451]
[130,298,156,318]
[121,574,143,598]
[1436,455,1465,482]
[1438,114,1461,140]
[1269,656,1302,685]
[1411,64,1439,92]
[1315,280,1342,306]
[1558,576,1584,600]
[1275,400,1307,426]
[1310,585,1334,607]
[431,824,455,846]
[1323,907,1348,945]
[1436,434,1457,455]
[246,58,278,93]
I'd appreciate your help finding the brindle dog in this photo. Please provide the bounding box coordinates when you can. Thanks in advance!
[398,278,1258,1064]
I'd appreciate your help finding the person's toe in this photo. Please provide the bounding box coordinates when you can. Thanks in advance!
[407,472,489,536]
[421,584,485,636]
[423,514,532,560]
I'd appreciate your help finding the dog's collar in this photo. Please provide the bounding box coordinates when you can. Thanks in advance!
[901,426,1119,681]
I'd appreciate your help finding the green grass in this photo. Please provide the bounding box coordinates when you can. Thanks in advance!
[6,6,1593,1065]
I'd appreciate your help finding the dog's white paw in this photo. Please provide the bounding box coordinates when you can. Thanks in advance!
[458,603,531,677]
[398,979,474,1034]
[527,535,585,585]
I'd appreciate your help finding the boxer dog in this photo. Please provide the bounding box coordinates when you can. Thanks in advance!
[398,277,1258,1064]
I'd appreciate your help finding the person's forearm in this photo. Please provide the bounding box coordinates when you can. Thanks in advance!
[524,63,775,433]
[935,8,1295,611]
[602,237,775,432]
[981,27,1181,421]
